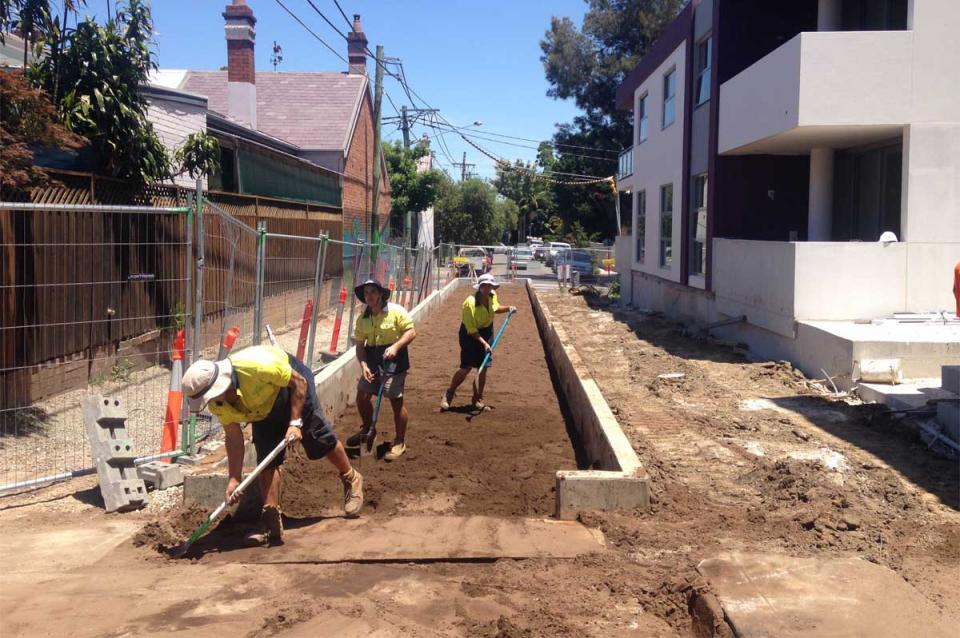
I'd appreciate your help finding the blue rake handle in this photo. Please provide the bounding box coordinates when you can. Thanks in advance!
[478,309,515,374]
[368,360,398,452]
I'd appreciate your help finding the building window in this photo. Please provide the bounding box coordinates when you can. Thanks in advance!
[662,69,676,129]
[840,0,908,31]
[695,37,712,106]
[659,183,673,267]
[689,174,707,276]
[636,190,646,264]
[637,93,649,143]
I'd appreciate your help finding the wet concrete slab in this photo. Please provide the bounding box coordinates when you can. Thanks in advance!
[207,515,605,564]
[698,552,958,638]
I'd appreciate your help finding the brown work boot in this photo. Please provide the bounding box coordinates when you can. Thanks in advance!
[262,505,283,544]
[341,468,364,518]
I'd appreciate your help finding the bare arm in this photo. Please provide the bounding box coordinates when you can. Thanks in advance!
[224,422,244,503]
[355,340,374,382]
[384,327,417,359]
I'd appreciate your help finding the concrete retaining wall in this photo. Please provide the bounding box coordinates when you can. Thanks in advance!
[525,281,650,519]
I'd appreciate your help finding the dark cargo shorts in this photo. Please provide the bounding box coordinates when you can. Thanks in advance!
[252,354,337,468]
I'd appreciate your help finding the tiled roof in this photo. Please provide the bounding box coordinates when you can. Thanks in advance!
[180,71,367,151]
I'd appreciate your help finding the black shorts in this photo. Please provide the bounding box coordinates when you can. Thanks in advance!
[459,323,494,369]
[252,355,338,468]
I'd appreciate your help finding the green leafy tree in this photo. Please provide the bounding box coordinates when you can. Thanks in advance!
[540,0,683,237]
[435,178,506,246]
[493,160,555,242]
[29,0,169,183]
[175,131,220,180]
[383,141,445,242]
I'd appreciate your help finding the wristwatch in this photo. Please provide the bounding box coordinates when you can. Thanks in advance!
[289,418,303,428]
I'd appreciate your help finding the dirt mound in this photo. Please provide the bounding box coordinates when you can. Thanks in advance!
[132,504,210,554]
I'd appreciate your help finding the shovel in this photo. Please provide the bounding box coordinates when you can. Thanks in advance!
[168,433,295,558]
[477,309,515,374]
[365,361,398,453]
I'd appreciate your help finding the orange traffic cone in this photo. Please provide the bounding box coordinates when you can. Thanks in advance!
[161,329,185,460]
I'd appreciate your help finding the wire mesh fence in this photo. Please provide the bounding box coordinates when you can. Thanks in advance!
[1,202,192,492]
[1,197,448,493]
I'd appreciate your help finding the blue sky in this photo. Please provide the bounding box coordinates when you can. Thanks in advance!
[116,0,591,179]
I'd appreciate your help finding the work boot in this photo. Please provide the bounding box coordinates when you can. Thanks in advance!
[261,505,283,544]
[345,430,366,448]
[341,468,364,518]
[383,440,406,462]
[440,389,454,411]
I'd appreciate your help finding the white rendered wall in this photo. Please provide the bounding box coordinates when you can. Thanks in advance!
[145,96,208,189]
[630,42,686,284]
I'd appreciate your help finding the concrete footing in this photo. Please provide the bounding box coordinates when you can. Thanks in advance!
[525,282,650,519]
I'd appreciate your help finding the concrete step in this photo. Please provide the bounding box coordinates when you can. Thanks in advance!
[698,552,958,638]
[942,364,960,395]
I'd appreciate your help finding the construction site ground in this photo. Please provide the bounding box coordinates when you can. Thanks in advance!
[1,285,958,637]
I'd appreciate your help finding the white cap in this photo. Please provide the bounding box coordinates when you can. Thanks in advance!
[473,273,501,289]
[182,359,234,412]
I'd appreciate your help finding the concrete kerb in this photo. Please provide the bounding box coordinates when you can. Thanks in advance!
[524,281,651,519]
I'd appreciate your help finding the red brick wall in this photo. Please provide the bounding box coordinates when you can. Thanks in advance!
[226,40,255,84]
[342,93,391,242]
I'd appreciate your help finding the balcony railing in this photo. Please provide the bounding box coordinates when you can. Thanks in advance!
[618,147,634,180]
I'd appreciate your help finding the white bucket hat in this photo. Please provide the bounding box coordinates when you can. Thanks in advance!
[473,273,501,290]
[182,359,234,412]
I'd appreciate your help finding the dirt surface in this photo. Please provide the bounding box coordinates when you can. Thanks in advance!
[3,284,958,637]
[281,282,576,520]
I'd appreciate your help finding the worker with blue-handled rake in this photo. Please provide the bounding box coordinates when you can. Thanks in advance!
[441,273,517,411]
[346,279,417,460]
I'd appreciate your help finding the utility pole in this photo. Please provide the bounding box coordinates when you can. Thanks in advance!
[370,44,384,261]
[454,152,476,182]
[401,105,411,148]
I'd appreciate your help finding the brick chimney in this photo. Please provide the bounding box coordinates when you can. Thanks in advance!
[224,0,257,128]
[346,14,368,75]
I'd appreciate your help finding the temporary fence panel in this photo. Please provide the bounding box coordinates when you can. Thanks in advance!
[0,202,192,493]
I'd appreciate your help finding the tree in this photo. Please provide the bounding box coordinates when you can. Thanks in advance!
[383,141,445,242]
[493,160,555,242]
[434,178,506,246]
[0,69,83,196]
[175,131,220,180]
[29,0,169,183]
[540,0,683,237]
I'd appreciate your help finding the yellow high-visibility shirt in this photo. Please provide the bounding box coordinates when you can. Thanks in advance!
[207,345,292,424]
[462,291,499,335]
[354,302,414,346]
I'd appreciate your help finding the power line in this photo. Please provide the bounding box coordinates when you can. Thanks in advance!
[304,0,348,40]
[273,0,348,65]
[437,121,620,156]
[424,122,617,164]
[331,0,353,28]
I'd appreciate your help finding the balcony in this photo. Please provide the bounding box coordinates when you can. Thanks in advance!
[617,147,634,181]
[718,31,912,155]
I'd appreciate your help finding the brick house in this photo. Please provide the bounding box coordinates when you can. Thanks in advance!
[151,1,390,241]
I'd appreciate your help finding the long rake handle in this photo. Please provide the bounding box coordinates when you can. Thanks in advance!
[478,309,515,374]
[184,434,293,546]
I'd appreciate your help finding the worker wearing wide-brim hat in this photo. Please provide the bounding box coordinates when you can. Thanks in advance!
[441,273,517,411]
[346,279,417,460]
[181,344,364,546]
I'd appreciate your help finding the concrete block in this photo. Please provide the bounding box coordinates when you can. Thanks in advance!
[182,473,262,522]
[555,470,650,520]
[83,395,148,513]
[942,365,960,395]
[936,400,960,443]
[136,461,184,490]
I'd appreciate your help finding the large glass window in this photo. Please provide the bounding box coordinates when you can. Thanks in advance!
[840,0,908,30]
[662,69,676,129]
[636,190,646,263]
[637,93,649,143]
[695,37,712,106]
[690,174,707,276]
[659,183,673,267]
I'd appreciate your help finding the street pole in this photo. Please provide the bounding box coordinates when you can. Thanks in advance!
[461,151,467,182]
[401,105,410,149]
[370,44,385,264]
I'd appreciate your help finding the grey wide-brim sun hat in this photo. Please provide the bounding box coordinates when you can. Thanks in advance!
[473,273,501,290]
[183,358,234,412]
[355,279,392,303]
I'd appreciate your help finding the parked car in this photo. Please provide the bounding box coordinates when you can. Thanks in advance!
[456,246,491,276]
[544,241,571,267]
[508,246,534,270]
[567,249,595,275]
